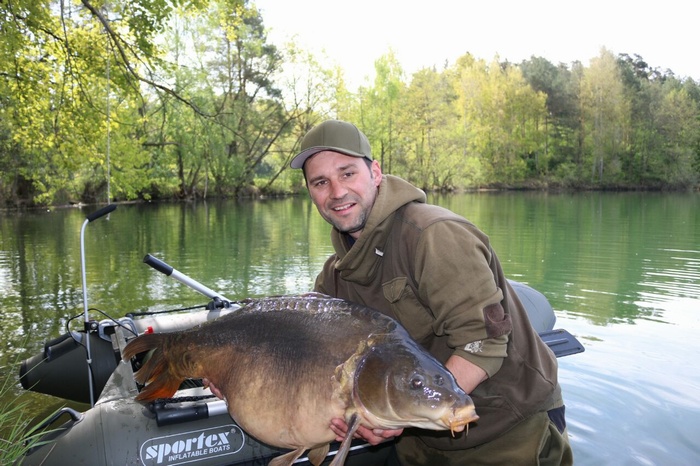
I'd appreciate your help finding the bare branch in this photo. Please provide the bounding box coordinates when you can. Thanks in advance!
[79,0,216,118]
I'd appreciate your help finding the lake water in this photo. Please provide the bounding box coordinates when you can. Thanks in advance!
[1,192,699,465]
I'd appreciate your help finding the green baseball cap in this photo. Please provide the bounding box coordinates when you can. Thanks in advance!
[290,120,373,169]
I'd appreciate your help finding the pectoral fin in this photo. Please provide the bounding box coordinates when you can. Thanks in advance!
[307,443,330,466]
[269,447,305,466]
[329,413,361,466]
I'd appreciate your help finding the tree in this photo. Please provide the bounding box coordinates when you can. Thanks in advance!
[189,1,291,195]
[263,42,348,192]
[656,86,700,187]
[580,49,631,184]
[0,0,245,205]
[520,56,580,175]
[453,55,547,185]
[0,0,135,203]
[354,51,407,174]
[394,65,459,190]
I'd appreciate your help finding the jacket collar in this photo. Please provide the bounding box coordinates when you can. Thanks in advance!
[330,175,426,285]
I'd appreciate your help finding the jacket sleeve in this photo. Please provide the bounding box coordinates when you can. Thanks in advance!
[313,254,338,295]
[414,220,510,377]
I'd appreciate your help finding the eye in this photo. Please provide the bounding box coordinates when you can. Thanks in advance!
[409,375,425,390]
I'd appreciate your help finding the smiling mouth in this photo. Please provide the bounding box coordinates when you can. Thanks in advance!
[332,203,355,212]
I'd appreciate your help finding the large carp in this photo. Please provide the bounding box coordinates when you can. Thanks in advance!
[122,294,478,466]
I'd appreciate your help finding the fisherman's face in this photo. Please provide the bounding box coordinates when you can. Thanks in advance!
[304,151,382,239]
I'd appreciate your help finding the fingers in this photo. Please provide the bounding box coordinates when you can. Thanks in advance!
[372,428,404,439]
[202,378,224,400]
[329,418,403,446]
[330,418,349,442]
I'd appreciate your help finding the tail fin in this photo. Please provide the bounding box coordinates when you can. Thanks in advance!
[122,333,183,401]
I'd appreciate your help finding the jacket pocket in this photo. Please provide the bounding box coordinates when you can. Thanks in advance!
[382,277,434,343]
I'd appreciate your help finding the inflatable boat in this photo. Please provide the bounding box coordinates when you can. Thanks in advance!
[17,205,584,466]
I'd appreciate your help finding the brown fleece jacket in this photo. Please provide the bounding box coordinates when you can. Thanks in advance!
[315,175,561,448]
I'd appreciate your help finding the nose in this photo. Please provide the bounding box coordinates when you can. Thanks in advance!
[329,180,348,199]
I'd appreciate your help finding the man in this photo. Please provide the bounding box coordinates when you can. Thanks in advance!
[290,119,573,465]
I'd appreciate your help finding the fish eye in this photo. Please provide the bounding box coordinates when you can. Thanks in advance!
[434,374,444,386]
[409,375,425,390]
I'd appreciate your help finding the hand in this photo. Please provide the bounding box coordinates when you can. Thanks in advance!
[329,418,403,446]
[202,378,224,400]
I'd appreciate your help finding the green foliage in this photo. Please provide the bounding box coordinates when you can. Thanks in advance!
[580,49,631,184]
[1,1,699,206]
[0,361,61,465]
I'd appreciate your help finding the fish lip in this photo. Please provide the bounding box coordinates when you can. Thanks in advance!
[443,405,479,434]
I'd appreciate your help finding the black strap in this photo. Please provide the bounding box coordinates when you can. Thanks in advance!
[547,405,567,434]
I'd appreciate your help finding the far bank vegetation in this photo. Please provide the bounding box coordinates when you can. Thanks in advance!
[2,0,699,207]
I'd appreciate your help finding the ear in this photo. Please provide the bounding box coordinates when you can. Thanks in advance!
[370,160,383,187]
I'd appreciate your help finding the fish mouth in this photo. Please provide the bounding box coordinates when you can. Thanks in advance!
[443,405,479,436]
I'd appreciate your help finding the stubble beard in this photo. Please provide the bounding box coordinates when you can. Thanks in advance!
[323,204,368,235]
[336,210,368,235]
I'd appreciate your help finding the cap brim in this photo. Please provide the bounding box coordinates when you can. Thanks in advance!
[290,146,369,169]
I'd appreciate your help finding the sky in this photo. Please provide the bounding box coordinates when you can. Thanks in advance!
[254,0,698,89]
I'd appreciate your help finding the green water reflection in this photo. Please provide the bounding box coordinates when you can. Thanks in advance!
[1,192,699,464]
[430,192,700,324]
